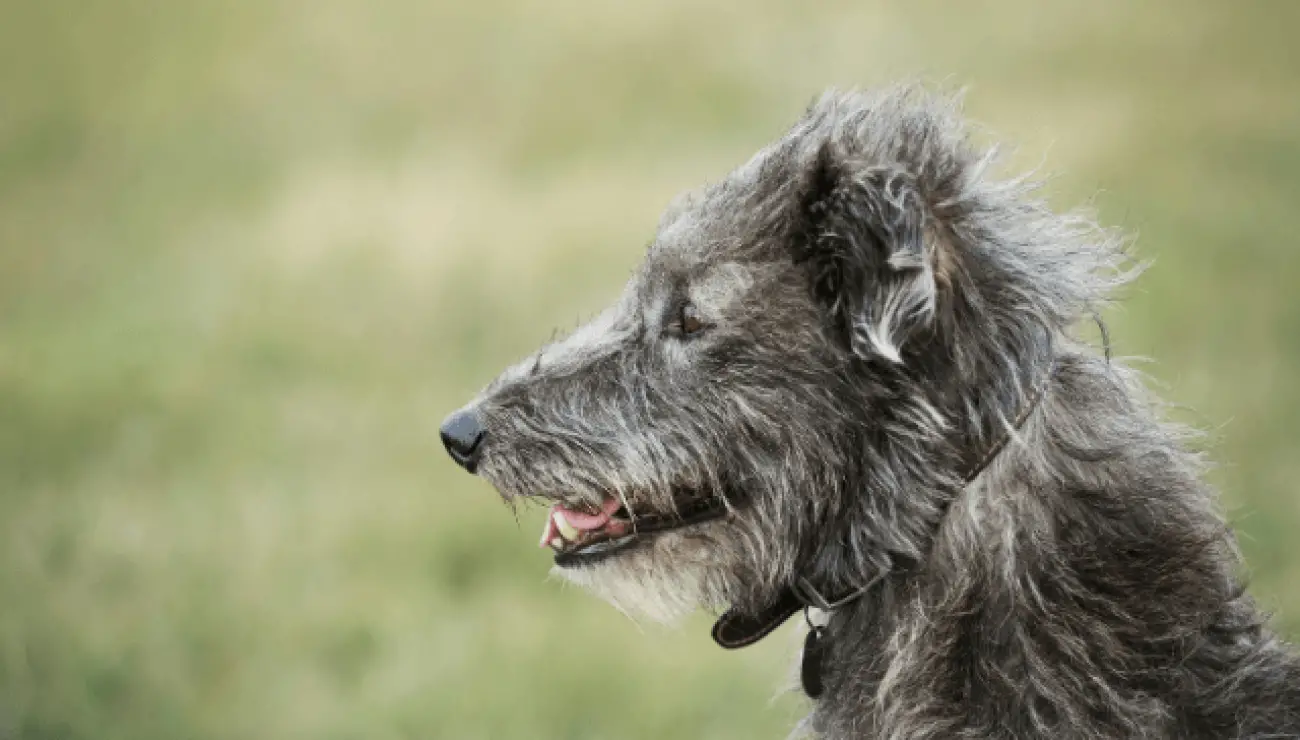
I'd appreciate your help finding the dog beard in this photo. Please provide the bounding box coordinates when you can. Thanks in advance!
[552,530,718,625]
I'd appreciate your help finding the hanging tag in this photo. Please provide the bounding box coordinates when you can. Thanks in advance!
[801,626,826,699]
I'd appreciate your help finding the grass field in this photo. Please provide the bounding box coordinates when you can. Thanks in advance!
[2,2,1299,738]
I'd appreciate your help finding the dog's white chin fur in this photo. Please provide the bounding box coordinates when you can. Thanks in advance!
[552,531,711,624]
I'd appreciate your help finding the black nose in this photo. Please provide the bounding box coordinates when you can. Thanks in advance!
[440,409,486,472]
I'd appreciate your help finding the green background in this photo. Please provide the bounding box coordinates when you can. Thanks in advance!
[2,2,1298,738]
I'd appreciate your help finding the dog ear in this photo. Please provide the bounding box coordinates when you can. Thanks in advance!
[792,144,937,364]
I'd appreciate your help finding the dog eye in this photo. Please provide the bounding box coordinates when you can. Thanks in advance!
[678,302,706,337]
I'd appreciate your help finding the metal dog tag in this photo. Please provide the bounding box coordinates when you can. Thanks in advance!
[801,626,826,699]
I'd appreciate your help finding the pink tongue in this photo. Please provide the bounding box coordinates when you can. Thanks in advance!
[538,497,623,548]
[559,496,622,530]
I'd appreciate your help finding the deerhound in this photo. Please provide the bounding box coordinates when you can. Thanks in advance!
[440,87,1300,738]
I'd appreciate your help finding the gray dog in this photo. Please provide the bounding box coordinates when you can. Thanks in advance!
[441,87,1300,738]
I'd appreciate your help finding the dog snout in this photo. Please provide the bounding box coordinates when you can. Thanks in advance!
[440,408,486,473]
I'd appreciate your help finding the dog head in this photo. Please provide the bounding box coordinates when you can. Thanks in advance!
[441,87,1120,622]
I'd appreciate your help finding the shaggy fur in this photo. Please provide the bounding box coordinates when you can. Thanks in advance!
[446,86,1300,738]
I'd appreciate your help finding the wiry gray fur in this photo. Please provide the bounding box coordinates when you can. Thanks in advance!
[451,86,1300,738]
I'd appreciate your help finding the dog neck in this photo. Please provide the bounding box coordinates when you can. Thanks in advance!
[711,356,1058,697]
[737,354,1300,739]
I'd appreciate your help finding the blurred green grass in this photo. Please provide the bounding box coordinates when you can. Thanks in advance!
[1,1,1298,738]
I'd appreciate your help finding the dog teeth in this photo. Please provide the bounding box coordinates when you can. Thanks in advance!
[553,511,580,541]
[548,537,564,551]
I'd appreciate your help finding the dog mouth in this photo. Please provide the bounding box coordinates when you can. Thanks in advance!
[539,496,637,566]
[538,492,730,568]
